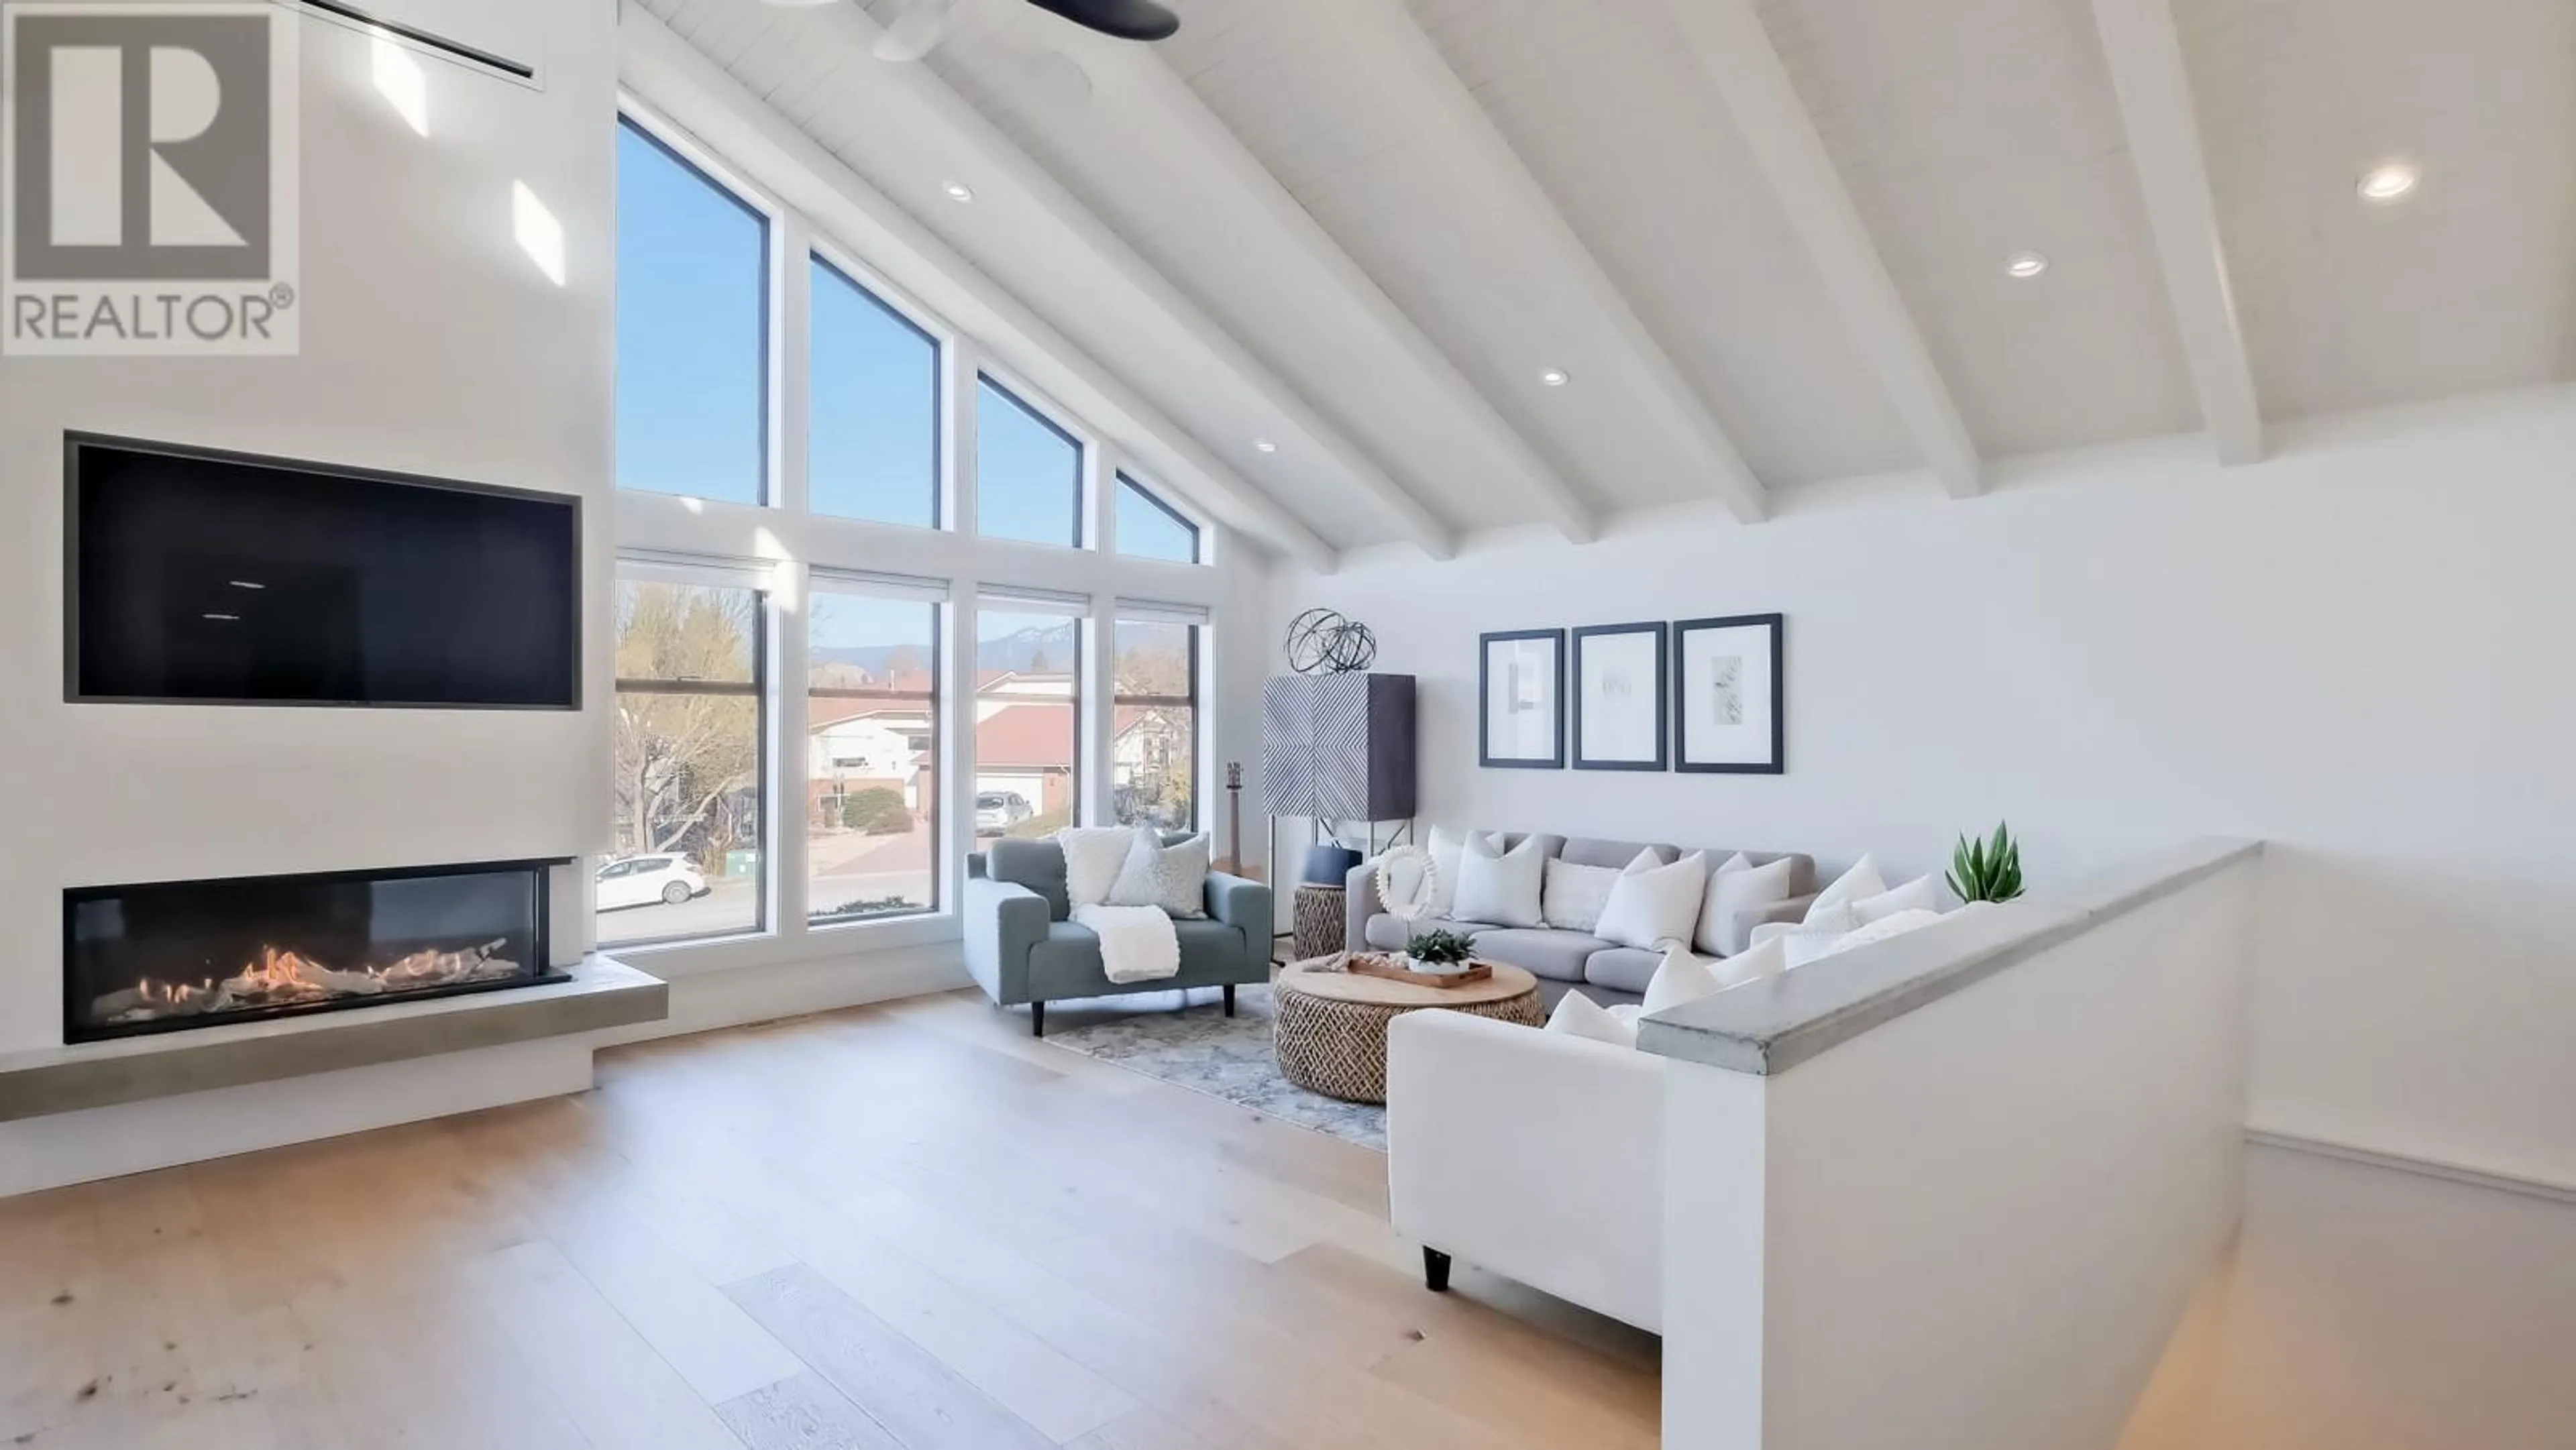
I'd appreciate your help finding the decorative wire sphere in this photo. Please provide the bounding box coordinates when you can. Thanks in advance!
[1285,608,1377,674]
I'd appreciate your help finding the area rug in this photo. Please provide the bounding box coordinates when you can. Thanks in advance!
[1036,985,1388,1151]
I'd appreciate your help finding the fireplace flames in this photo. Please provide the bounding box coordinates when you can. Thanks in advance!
[93,940,523,1027]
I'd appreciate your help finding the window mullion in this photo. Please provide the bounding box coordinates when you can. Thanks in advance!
[771,564,811,944]
[945,337,979,537]
[775,212,813,516]
[943,585,979,909]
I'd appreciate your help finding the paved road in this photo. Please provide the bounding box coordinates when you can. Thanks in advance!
[596,867,937,948]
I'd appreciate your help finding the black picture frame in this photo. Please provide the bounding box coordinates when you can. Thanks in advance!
[1479,628,1564,769]
[1672,613,1785,775]
[1570,622,1670,771]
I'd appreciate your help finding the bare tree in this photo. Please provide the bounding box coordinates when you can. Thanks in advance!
[612,584,760,865]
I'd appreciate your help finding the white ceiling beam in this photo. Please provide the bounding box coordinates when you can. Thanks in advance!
[1661,0,1984,500]
[794,5,1458,561]
[621,7,1338,571]
[2087,0,2265,466]
[1075,34,1601,543]
[1320,0,1766,524]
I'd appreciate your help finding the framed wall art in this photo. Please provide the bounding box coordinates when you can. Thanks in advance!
[1479,628,1564,769]
[1673,613,1784,774]
[1570,621,1668,771]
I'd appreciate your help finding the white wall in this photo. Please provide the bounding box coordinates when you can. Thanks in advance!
[0,7,616,1052]
[1275,386,2576,1188]
[2118,1145,2576,1450]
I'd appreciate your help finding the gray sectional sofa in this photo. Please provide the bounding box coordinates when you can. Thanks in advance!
[965,836,1273,1036]
[1342,834,1817,1007]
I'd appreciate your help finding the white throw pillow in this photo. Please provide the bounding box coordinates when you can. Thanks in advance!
[1708,933,1790,990]
[1454,834,1546,928]
[1695,854,1800,957]
[1545,991,1638,1049]
[1426,825,1473,917]
[1640,943,1724,1016]
[1853,874,1943,926]
[1805,854,1888,924]
[1059,826,1140,909]
[1596,850,1710,951]
[1106,828,1209,917]
[1541,856,1630,934]
[1823,907,1947,956]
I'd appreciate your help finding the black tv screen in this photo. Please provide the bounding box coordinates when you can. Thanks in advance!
[68,435,581,708]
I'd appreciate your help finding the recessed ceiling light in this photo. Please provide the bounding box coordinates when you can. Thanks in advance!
[2357,161,2419,203]
[1539,368,1570,387]
[1252,439,1278,454]
[942,181,975,203]
[2004,250,2049,279]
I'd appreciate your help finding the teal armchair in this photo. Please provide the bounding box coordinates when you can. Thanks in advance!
[964,836,1274,1036]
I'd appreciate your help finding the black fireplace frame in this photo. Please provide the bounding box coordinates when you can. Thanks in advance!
[62,857,574,1044]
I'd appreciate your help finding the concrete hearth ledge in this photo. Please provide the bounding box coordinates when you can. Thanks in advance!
[0,956,667,1122]
[1637,837,2262,1076]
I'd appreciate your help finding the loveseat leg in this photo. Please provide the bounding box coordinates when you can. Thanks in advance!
[1223,985,1236,1017]
[1030,1001,1045,1038]
[1423,1247,1452,1293]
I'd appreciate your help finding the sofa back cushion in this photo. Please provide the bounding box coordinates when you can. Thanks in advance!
[1561,837,1675,869]
[987,837,1073,920]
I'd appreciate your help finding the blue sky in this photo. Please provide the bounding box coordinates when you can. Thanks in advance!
[619,120,1190,555]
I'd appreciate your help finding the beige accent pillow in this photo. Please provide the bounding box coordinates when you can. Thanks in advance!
[1106,828,1210,917]
[1542,852,1646,934]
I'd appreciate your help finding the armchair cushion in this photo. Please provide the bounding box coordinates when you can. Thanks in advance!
[1024,917,1266,1000]
[986,837,1073,920]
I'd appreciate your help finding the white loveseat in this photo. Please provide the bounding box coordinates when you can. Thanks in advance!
[1386,1008,1668,1333]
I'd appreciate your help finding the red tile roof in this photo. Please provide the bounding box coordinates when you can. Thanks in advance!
[973,704,1075,768]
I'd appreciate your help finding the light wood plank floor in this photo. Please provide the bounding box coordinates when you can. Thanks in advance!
[0,988,1659,1449]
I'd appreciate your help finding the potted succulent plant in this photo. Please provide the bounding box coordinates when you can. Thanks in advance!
[1947,822,2026,903]
[1402,927,1477,977]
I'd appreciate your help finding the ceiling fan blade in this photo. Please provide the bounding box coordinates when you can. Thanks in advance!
[1020,0,1179,42]
[873,0,959,62]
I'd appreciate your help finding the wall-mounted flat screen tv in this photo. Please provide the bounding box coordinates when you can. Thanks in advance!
[68,434,582,708]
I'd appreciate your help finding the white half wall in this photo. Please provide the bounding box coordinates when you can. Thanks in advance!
[1658,850,2257,1450]
[0,7,617,1051]
[1276,386,2576,1188]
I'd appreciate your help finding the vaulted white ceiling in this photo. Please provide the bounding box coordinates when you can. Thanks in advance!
[632,0,2576,562]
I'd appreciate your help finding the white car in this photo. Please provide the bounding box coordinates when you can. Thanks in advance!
[975,791,1033,834]
[596,853,706,909]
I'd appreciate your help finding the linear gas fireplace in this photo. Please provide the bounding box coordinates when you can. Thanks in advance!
[64,860,568,1044]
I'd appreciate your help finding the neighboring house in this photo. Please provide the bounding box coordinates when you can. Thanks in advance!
[806,671,1191,830]
[971,704,1075,818]
[1114,704,1192,828]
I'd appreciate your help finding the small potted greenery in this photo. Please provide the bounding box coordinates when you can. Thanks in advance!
[1947,822,2026,903]
[1402,927,1477,977]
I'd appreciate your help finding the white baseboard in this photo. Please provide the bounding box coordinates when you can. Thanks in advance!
[596,944,971,1046]
[0,1038,593,1198]
[2246,1128,2576,1207]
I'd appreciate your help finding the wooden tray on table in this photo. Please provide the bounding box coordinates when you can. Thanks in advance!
[1341,952,1495,989]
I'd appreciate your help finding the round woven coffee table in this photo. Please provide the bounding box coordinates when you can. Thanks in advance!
[1273,954,1543,1104]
